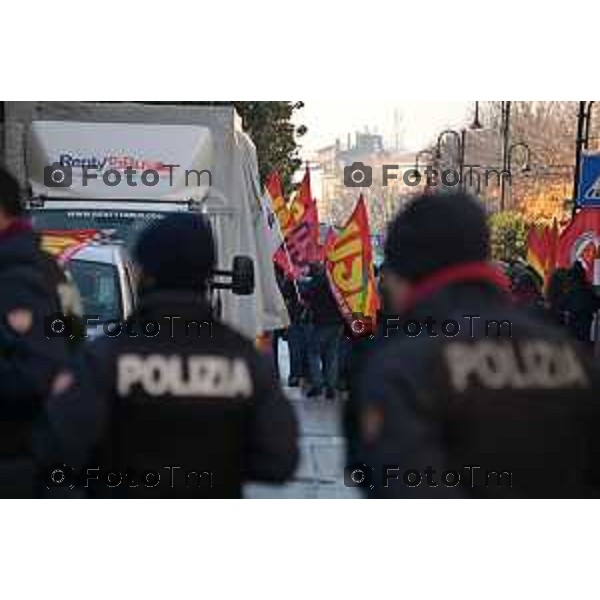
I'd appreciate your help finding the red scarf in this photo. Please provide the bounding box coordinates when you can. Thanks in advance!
[403,261,511,313]
[0,218,32,242]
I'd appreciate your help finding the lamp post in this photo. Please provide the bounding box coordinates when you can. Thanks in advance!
[573,102,587,212]
[471,101,482,130]
[584,101,596,149]
[500,101,512,211]
[427,104,484,192]
[415,149,437,193]
[415,149,435,176]
[436,129,465,189]
[436,129,462,164]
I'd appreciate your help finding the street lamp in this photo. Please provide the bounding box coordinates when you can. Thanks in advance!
[584,101,596,149]
[415,149,435,176]
[435,129,462,161]
[432,104,486,192]
[471,101,482,130]
[500,101,512,211]
[436,129,466,190]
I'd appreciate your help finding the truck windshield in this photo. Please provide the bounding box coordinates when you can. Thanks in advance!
[68,259,122,323]
[30,209,165,246]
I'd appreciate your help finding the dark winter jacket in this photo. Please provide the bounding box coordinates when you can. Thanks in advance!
[45,290,299,498]
[347,274,600,499]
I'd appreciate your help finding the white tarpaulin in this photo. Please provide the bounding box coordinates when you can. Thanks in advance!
[204,129,289,336]
[27,121,214,201]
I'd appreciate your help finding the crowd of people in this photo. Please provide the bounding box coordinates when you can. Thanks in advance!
[494,258,600,350]
[545,263,600,347]
[273,262,345,399]
[272,238,600,401]
[2,160,600,498]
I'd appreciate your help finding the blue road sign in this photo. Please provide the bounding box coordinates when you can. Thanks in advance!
[578,153,600,207]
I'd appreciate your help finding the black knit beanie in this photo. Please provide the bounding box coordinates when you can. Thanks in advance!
[133,213,216,291]
[384,191,490,282]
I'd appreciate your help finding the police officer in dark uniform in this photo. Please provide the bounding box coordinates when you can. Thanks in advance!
[47,213,298,498]
[0,167,70,497]
[348,191,600,498]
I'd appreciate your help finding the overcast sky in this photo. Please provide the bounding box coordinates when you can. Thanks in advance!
[295,101,473,156]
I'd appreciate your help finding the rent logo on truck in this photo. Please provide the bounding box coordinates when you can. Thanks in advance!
[44,153,212,189]
[58,153,172,173]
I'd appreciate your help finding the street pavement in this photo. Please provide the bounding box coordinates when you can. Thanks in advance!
[245,341,360,499]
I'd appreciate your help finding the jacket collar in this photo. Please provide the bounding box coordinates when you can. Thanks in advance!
[0,218,33,243]
[136,289,213,321]
[402,261,511,314]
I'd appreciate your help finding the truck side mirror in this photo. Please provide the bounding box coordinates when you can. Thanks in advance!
[211,255,255,295]
[231,255,254,295]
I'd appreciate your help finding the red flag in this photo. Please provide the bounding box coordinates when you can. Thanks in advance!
[265,171,283,200]
[265,171,297,278]
[289,167,319,257]
[556,208,600,282]
[325,196,379,335]
[275,168,320,277]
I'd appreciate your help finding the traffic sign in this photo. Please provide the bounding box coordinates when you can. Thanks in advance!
[578,153,600,207]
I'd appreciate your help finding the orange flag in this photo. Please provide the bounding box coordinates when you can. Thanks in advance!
[527,221,560,288]
[266,171,295,239]
[526,225,550,280]
[325,195,379,335]
[266,171,295,278]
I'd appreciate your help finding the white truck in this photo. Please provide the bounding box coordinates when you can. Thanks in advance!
[2,102,288,339]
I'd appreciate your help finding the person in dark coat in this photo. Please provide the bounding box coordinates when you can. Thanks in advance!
[347,191,600,498]
[45,213,298,498]
[547,264,600,346]
[562,262,600,347]
[300,263,343,399]
[508,262,546,320]
[274,264,308,387]
[546,267,572,327]
[0,167,70,497]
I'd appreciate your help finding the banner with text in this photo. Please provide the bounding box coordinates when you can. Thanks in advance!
[325,195,379,334]
[268,169,320,278]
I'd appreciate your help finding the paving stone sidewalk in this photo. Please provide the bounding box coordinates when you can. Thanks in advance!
[245,390,359,499]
